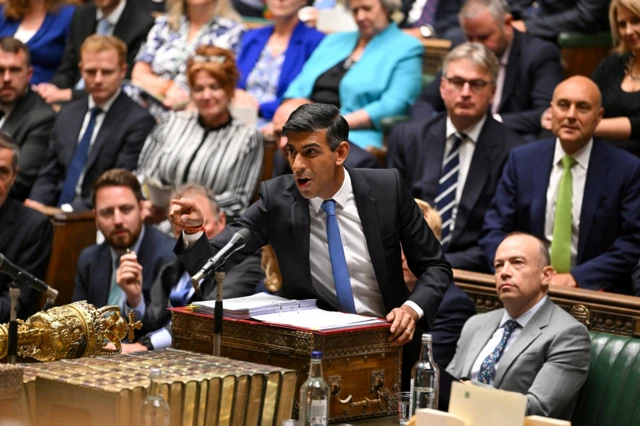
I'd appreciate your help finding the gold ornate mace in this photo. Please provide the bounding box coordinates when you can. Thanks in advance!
[0,301,142,362]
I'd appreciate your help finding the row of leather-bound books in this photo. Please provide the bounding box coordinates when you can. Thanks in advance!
[22,348,298,426]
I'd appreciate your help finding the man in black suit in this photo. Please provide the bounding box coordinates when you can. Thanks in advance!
[508,0,610,41]
[32,0,154,104]
[412,0,563,141]
[268,100,379,177]
[170,103,452,388]
[0,38,55,201]
[388,42,524,272]
[0,135,52,323]
[26,35,155,213]
[73,169,176,316]
[124,184,264,353]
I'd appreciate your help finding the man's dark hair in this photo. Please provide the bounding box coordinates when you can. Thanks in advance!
[0,132,19,170]
[0,37,30,67]
[92,169,143,207]
[281,103,349,151]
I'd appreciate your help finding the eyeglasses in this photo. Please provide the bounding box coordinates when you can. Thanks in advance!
[191,55,226,64]
[444,76,492,93]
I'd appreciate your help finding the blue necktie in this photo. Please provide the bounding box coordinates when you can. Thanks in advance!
[477,320,520,384]
[58,107,102,206]
[169,286,191,307]
[435,133,464,251]
[320,200,356,313]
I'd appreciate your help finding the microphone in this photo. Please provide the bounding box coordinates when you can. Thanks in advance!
[0,253,59,304]
[191,229,252,289]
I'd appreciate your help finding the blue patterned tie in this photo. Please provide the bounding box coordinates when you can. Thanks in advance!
[169,287,191,307]
[477,320,520,384]
[435,133,464,251]
[416,0,439,26]
[58,107,102,206]
[321,199,356,313]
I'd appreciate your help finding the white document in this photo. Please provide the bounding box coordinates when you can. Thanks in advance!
[252,309,385,331]
[143,176,173,209]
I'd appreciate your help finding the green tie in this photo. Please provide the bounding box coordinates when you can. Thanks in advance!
[550,155,577,273]
[108,259,123,306]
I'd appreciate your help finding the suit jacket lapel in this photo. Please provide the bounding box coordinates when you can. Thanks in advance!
[461,316,499,378]
[419,119,447,204]
[290,181,314,292]
[91,244,113,307]
[0,90,32,136]
[85,92,125,170]
[452,118,496,242]
[500,31,522,111]
[494,298,553,387]
[348,168,393,311]
[578,140,607,262]
[530,140,555,237]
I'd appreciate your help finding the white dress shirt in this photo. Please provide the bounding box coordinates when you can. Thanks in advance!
[443,115,486,232]
[60,89,121,212]
[492,41,512,117]
[185,170,424,319]
[97,0,127,33]
[544,138,592,268]
[469,295,549,384]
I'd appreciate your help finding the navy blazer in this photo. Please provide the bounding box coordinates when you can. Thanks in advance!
[236,21,324,120]
[411,30,563,140]
[29,92,156,210]
[0,198,52,322]
[387,113,525,272]
[73,225,177,308]
[0,5,75,84]
[400,0,464,38]
[271,141,379,177]
[633,260,640,296]
[480,138,640,295]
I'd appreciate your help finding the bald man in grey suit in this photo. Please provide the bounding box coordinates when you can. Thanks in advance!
[447,233,591,420]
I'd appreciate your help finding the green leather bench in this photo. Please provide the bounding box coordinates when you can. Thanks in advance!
[572,333,640,426]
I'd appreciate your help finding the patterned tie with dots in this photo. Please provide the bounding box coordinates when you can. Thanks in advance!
[477,319,520,384]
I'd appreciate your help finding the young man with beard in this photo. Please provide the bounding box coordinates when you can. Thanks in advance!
[0,38,55,201]
[72,169,175,317]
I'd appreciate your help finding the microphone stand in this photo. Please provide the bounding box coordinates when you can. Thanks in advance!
[213,265,225,357]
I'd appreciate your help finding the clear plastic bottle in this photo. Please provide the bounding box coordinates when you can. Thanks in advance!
[299,351,330,426]
[139,368,170,426]
[410,333,440,415]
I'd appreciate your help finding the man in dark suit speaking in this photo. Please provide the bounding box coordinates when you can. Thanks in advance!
[170,103,452,386]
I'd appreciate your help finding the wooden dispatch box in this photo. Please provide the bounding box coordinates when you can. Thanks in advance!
[171,308,402,423]
[171,307,402,424]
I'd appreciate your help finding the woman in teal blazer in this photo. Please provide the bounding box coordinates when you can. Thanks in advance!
[283,0,423,148]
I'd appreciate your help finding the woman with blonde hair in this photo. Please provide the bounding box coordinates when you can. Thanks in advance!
[0,0,75,84]
[130,0,245,112]
[589,0,640,156]
[136,45,263,223]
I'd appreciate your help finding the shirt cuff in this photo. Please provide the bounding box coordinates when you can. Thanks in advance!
[403,301,424,320]
[60,203,74,212]
[122,294,146,320]
[149,327,172,350]
[492,113,503,123]
[182,230,204,249]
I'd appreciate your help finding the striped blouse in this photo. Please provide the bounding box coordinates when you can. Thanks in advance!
[136,111,264,217]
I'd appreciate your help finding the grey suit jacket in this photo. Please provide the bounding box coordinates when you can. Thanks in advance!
[447,298,591,420]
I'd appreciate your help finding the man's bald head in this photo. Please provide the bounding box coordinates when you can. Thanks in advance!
[550,76,604,154]
[273,99,312,150]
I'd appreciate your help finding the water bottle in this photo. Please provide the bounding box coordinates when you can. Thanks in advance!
[299,351,330,426]
[410,333,440,415]
[140,368,170,426]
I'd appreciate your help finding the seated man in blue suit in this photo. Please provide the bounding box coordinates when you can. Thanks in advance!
[411,0,563,141]
[403,199,476,368]
[73,169,176,315]
[122,184,264,353]
[480,76,640,296]
[269,99,379,177]
[25,35,155,213]
[388,42,524,272]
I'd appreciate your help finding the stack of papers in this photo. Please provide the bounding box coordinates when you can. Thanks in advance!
[191,293,386,331]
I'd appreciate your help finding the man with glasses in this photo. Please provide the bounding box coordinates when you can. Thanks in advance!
[388,42,524,272]
[411,0,563,141]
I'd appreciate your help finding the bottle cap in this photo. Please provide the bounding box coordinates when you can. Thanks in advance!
[310,351,323,359]
[150,368,162,378]
[421,333,433,342]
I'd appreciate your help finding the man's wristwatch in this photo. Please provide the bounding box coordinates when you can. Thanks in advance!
[419,24,435,39]
[137,335,154,351]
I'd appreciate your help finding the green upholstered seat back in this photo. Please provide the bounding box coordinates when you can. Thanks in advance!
[571,333,640,426]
